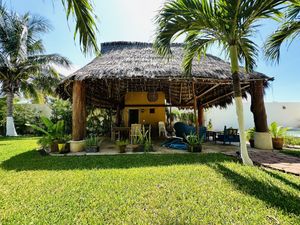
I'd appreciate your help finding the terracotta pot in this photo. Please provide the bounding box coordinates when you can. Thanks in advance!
[188,144,202,153]
[249,139,255,148]
[272,138,284,150]
[50,141,58,152]
[118,145,126,153]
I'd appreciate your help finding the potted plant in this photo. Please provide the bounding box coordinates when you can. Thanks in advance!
[27,116,66,153]
[131,127,150,152]
[186,133,203,152]
[269,122,288,150]
[207,119,213,131]
[57,135,71,153]
[116,140,129,153]
[246,128,255,148]
[85,136,102,153]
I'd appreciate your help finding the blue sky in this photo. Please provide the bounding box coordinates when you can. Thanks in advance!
[5,0,300,102]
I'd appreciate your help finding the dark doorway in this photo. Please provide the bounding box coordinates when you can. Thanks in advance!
[129,109,139,126]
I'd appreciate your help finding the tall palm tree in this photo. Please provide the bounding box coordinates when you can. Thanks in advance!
[61,0,99,55]
[265,0,300,62]
[0,6,70,136]
[154,0,284,165]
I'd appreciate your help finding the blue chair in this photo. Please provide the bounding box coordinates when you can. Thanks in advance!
[216,126,240,144]
[173,122,206,141]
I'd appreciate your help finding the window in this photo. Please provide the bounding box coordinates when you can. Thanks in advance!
[150,108,155,114]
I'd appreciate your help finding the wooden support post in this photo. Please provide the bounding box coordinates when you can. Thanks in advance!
[192,82,199,135]
[250,81,268,132]
[72,81,87,141]
[198,105,204,127]
[116,104,122,127]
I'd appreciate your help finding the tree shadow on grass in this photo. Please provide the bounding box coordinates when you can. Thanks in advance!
[264,169,300,191]
[1,150,236,171]
[211,163,300,216]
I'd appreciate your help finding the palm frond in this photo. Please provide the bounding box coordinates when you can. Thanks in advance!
[28,54,71,67]
[61,0,99,55]
[265,20,300,62]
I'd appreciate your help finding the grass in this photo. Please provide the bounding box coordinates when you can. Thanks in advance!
[0,137,300,224]
[281,149,300,158]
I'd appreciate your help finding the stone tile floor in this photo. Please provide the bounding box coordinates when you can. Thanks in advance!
[224,149,300,176]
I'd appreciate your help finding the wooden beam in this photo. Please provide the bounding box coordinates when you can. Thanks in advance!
[72,81,87,141]
[198,105,204,126]
[203,85,250,106]
[196,84,220,100]
[186,84,220,104]
[192,81,199,135]
[124,104,193,107]
[179,83,183,104]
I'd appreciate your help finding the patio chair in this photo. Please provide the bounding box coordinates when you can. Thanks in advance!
[216,126,240,145]
[130,124,142,144]
[173,122,206,141]
[158,121,167,137]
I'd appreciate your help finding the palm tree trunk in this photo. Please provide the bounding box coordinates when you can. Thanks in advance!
[230,45,253,166]
[6,91,17,136]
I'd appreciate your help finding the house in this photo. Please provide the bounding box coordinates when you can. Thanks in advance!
[57,41,272,148]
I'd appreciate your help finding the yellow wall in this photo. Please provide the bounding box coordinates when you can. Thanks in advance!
[123,92,166,127]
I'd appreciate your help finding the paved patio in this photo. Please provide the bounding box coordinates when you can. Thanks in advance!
[50,139,300,176]
[224,149,300,176]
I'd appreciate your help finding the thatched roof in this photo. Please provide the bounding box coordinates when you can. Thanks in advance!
[57,41,272,109]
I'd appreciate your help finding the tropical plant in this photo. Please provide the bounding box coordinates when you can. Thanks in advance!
[85,136,103,147]
[0,6,71,136]
[269,122,288,138]
[154,0,284,165]
[207,119,213,131]
[87,107,112,136]
[246,127,256,141]
[60,0,99,55]
[186,133,203,146]
[115,139,129,146]
[49,98,72,134]
[27,116,67,149]
[265,1,299,62]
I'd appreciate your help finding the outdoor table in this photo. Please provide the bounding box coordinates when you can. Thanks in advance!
[111,127,130,141]
[206,130,223,142]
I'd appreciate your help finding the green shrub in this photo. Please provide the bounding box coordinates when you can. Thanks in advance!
[87,107,113,136]
[49,98,72,134]
[284,136,300,146]
[0,99,44,135]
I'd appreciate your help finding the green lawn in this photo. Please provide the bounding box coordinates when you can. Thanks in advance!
[0,137,300,224]
[281,149,300,158]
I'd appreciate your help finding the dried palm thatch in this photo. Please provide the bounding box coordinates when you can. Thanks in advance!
[57,41,272,109]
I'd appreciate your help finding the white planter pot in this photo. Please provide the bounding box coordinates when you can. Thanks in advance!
[70,140,85,153]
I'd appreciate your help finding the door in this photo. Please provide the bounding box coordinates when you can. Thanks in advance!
[129,109,139,126]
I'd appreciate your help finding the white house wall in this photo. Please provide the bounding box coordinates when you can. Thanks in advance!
[205,102,300,130]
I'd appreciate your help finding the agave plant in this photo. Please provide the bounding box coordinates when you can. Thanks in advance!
[269,122,288,138]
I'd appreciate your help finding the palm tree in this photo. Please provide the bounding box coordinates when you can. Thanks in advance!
[60,0,99,55]
[154,0,284,165]
[265,0,299,62]
[0,6,70,136]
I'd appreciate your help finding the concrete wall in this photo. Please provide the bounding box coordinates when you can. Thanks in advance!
[205,101,300,131]
[123,92,166,127]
